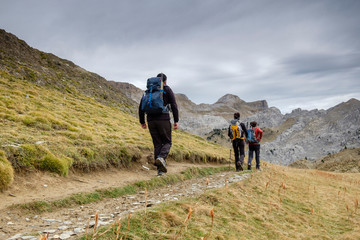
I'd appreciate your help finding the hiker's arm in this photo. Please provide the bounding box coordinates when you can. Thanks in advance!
[256,128,263,142]
[174,122,179,130]
[240,123,248,138]
[139,97,146,126]
[167,87,179,123]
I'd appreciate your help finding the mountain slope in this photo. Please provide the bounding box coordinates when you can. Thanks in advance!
[0,29,137,113]
[262,99,360,164]
[0,30,230,190]
[290,147,360,173]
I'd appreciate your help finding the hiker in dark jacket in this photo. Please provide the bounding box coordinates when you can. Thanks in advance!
[247,121,263,170]
[228,112,248,171]
[139,73,179,176]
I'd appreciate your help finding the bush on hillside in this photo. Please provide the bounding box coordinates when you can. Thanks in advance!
[6,144,73,176]
[0,150,14,190]
[39,154,73,176]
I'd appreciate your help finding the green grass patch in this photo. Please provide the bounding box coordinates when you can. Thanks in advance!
[6,144,72,176]
[0,150,14,190]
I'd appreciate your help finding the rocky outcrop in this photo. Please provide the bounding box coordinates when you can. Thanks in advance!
[261,99,360,165]
[175,93,268,135]
[108,81,144,103]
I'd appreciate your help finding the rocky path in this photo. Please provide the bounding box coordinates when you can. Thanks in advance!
[1,170,250,240]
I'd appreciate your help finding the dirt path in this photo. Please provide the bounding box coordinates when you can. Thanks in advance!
[1,161,221,210]
[0,161,247,240]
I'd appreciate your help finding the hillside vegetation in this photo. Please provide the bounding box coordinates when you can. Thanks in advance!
[81,163,360,240]
[290,147,360,173]
[0,75,229,189]
[0,29,230,190]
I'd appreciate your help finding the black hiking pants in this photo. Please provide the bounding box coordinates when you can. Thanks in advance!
[148,120,172,164]
[248,144,260,169]
[232,138,245,170]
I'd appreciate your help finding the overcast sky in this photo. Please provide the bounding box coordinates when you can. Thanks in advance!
[1,0,360,113]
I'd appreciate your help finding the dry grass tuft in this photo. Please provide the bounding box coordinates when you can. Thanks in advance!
[0,150,14,190]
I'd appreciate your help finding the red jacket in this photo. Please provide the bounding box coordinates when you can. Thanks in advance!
[249,127,263,145]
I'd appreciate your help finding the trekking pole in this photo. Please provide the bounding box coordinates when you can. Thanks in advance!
[229,149,231,171]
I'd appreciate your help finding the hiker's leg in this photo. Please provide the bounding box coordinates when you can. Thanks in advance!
[148,121,162,163]
[233,140,240,169]
[255,145,261,169]
[239,139,245,166]
[157,120,172,160]
[248,145,254,167]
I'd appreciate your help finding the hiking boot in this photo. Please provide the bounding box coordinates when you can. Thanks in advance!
[236,161,243,171]
[157,170,165,177]
[155,157,167,173]
[248,164,251,170]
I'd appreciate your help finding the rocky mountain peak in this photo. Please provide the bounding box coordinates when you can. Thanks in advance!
[215,94,244,104]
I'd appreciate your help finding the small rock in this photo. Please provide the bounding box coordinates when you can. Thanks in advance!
[59,233,71,240]
[21,236,37,240]
[8,233,23,240]
[74,228,84,234]
[43,219,56,222]
[58,226,68,231]
[62,231,75,236]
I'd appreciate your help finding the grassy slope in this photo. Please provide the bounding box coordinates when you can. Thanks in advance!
[83,163,360,240]
[0,75,229,187]
[290,148,360,173]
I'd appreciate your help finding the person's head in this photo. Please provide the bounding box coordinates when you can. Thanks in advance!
[234,112,240,120]
[250,121,257,127]
[157,73,167,83]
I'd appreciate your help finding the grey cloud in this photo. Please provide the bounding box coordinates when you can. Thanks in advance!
[283,53,360,75]
[1,0,360,113]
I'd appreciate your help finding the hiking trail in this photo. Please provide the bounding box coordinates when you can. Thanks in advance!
[0,161,250,240]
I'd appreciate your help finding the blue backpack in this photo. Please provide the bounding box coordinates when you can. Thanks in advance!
[247,128,259,143]
[140,77,169,114]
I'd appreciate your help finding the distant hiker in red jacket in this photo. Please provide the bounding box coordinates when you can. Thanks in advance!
[247,121,263,170]
[228,112,248,171]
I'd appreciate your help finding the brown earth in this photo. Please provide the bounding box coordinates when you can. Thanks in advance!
[0,158,245,240]
[1,159,224,210]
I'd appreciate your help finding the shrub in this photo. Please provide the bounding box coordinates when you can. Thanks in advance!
[7,144,72,176]
[39,154,73,176]
[80,147,95,160]
[22,116,36,126]
[0,150,14,190]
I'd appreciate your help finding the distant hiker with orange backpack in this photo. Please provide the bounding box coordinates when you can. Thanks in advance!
[228,112,248,171]
[139,73,179,176]
[246,121,263,170]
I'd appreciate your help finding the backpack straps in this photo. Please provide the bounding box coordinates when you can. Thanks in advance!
[159,74,164,100]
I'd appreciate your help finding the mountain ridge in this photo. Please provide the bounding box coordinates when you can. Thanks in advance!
[1,28,359,167]
[0,29,137,113]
